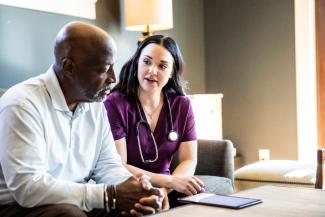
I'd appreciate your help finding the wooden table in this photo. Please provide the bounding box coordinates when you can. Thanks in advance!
[153,185,325,217]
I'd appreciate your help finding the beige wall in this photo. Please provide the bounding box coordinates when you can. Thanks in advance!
[0,0,206,94]
[165,0,206,94]
[204,0,297,164]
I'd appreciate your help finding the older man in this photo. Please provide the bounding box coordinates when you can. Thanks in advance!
[0,22,162,217]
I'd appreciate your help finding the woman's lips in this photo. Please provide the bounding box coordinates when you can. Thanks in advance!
[144,77,158,83]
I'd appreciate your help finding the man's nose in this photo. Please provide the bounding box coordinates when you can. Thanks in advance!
[107,68,116,83]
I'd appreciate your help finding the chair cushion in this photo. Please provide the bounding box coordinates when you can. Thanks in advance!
[196,175,234,195]
[235,160,316,185]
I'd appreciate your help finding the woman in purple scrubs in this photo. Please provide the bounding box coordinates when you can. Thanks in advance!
[104,35,204,209]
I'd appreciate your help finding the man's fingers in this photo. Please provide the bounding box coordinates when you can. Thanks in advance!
[149,187,163,197]
[121,211,130,216]
[139,195,162,210]
[133,203,156,215]
[129,208,143,217]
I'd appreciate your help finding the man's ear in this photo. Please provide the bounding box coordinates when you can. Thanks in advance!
[61,58,74,78]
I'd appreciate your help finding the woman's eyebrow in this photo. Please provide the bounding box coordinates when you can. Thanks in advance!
[143,55,152,59]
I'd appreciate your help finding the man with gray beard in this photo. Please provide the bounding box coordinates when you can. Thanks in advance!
[0,22,162,217]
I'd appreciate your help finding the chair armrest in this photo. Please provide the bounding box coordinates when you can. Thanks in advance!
[195,139,234,184]
[170,139,235,185]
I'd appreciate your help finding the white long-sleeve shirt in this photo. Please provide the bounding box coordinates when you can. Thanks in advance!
[0,67,132,211]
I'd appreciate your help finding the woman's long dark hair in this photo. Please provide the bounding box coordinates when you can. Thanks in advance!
[112,35,186,97]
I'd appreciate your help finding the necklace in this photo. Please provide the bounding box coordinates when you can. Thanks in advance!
[143,102,162,121]
[139,92,164,127]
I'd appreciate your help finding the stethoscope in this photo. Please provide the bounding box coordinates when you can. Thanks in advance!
[135,91,179,163]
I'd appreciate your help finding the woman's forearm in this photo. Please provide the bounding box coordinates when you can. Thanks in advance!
[124,160,202,195]
[124,163,173,188]
[171,160,197,176]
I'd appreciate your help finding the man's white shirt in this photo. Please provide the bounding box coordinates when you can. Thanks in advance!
[0,67,131,211]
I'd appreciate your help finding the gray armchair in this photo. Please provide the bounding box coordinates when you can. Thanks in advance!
[171,139,234,195]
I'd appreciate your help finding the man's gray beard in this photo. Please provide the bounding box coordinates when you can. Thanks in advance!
[92,86,111,102]
[94,95,106,102]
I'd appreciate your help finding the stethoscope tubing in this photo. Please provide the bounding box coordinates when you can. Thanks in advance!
[135,91,178,163]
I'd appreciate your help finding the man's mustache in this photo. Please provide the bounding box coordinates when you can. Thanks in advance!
[93,84,113,98]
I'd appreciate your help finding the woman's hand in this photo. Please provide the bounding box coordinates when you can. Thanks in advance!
[169,176,205,195]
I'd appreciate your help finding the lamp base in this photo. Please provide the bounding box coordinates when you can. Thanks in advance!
[138,31,153,44]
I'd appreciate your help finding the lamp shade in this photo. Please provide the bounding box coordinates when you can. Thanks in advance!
[124,0,173,32]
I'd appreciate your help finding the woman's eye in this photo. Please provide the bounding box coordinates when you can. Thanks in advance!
[160,64,168,70]
[143,59,151,65]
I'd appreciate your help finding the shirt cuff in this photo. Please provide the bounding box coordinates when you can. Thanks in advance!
[84,183,105,211]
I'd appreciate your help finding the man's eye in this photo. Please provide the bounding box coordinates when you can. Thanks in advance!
[98,65,111,73]
[105,65,111,72]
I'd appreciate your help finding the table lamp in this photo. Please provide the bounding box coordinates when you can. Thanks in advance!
[124,0,173,42]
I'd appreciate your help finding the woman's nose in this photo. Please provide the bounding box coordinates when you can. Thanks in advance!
[148,65,158,75]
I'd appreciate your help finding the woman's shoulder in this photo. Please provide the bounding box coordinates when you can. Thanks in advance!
[168,92,191,106]
[106,91,124,100]
[104,91,133,107]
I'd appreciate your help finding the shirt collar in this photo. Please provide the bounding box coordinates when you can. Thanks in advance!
[44,66,90,115]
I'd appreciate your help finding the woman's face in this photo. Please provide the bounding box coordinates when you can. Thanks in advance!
[137,43,174,95]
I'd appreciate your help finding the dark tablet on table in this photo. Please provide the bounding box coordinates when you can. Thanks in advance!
[178,193,262,209]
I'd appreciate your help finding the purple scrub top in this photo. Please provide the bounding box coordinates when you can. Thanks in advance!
[104,90,197,175]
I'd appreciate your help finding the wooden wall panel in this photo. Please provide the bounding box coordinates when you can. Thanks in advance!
[316,0,325,149]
